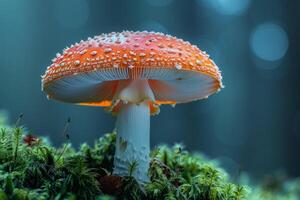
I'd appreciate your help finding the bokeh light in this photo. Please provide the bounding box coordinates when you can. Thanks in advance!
[145,0,173,7]
[52,0,89,29]
[199,0,251,15]
[250,23,289,62]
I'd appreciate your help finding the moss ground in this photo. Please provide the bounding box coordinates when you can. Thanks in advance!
[0,115,299,200]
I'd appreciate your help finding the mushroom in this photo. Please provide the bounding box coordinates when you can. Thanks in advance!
[41,31,222,183]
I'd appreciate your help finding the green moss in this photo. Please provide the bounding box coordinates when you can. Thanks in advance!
[0,114,299,200]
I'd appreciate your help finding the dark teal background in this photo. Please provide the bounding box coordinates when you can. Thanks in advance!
[0,0,299,179]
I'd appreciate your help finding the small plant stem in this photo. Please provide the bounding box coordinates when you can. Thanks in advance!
[15,113,24,128]
[56,143,69,162]
[55,118,71,162]
[13,128,21,162]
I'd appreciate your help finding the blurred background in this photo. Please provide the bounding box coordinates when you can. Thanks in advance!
[0,0,299,180]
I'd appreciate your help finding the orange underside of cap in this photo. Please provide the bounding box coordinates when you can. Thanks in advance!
[77,78,220,115]
[78,100,175,115]
[78,100,176,107]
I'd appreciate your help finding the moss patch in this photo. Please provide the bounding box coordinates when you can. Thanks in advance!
[0,115,299,200]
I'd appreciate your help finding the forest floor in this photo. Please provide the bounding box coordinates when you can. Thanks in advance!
[0,114,299,200]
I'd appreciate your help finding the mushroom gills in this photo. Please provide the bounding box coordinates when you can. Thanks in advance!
[44,68,217,105]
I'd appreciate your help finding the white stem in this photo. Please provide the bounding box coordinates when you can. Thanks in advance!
[112,79,154,183]
[113,101,150,182]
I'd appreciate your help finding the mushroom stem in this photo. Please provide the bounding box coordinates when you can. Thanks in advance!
[112,79,154,183]
[113,101,150,182]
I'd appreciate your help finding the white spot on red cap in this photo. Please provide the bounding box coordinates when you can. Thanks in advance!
[196,60,202,65]
[80,50,87,55]
[74,60,80,65]
[90,51,97,56]
[104,48,112,53]
[175,64,182,70]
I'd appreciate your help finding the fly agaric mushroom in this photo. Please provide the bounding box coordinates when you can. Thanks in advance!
[41,31,222,183]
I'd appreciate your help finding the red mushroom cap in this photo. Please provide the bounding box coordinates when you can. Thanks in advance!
[42,31,222,114]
